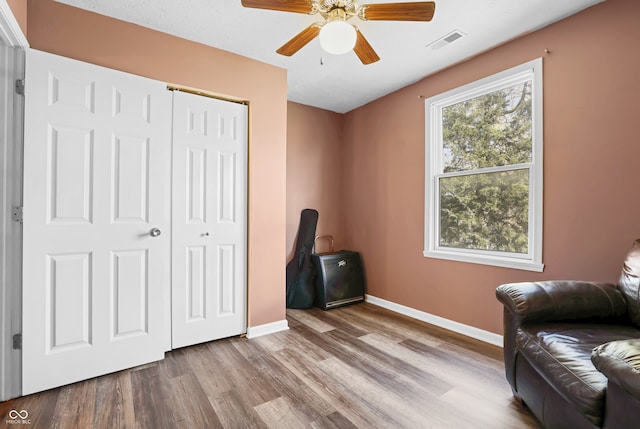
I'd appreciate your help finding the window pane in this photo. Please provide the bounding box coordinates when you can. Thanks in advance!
[442,81,532,173]
[439,169,529,254]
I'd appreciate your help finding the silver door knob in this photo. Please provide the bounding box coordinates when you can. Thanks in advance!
[150,228,162,237]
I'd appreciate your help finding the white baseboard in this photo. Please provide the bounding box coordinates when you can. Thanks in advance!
[365,295,503,348]
[246,319,289,339]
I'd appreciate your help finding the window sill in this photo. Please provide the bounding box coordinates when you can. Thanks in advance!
[423,249,544,272]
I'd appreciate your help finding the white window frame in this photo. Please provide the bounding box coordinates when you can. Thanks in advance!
[424,58,544,272]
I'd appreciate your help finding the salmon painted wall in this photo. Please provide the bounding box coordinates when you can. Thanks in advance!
[286,102,345,259]
[25,0,288,327]
[341,0,640,335]
[6,0,26,36]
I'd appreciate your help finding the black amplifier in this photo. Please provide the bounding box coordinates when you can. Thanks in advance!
[311,250,365,310]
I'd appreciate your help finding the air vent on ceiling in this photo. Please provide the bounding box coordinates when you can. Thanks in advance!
[427,30,466,50]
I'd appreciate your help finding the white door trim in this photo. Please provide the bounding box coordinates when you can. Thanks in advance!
[0,1,28,401]
[0,1,28,48]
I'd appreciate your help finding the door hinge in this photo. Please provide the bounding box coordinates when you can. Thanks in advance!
[12,206,23,223]
[15,79,24,96]
[12,334,21,350]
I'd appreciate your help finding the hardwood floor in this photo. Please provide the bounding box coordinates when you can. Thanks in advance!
[2,303,540,428]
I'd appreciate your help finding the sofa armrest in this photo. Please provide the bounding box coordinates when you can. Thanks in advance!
[592,339,640,400]
[496,281,627,324]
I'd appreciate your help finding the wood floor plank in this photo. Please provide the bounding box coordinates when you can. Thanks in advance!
[310,411,360,429]
[253,396,310,429]
[167,373,223,428]
[440,386,539,428]
[400,337,508,388]
[232,339,336,420]
[325,328,454,396]
[333,304,446,347]
[316,355,468,428]
[0,399,14,420]
[208,388,268,429]
[291,321,453,402]
[292,307,370,338]
[274,348,390,429]
[50,378,97,429]
[361,333,496,391]
[290,306,374,337]
[159,346,193,379]
[252,326,333,362]
[183,343,236,396]
[92,371,135,429]
[286,309,337,333]
[130,365,175,429]
[201,339,281,406]
[2,303,539,428]
[9,386,60,427]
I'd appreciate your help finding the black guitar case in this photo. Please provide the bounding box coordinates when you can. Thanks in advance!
[286,209,319,309]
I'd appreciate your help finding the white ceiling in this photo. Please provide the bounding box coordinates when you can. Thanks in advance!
[55,0,603,113]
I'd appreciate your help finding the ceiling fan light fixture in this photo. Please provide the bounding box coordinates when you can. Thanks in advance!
[319,20,357,55]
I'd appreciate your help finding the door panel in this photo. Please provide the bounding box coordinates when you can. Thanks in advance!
[112,135,150,223]
[47,125,94,223]
[217,244,237,315]
[187,147,207,223]
[22,49,171,395]
[187,245,207,320]
[171,91,247,349]
[46,252,92,351]
[111,249,148,337]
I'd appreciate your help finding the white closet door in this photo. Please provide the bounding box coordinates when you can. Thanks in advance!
[171,90,247,349]
[22,49,171,394]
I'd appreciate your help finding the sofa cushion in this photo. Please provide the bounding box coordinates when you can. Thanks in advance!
[517,323,640,426]
[591,339,640,400]
[619,239,640,328]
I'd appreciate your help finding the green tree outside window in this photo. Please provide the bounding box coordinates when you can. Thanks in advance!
[440,82,531,254]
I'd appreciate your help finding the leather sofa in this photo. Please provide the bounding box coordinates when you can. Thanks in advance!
[496,240,640,429]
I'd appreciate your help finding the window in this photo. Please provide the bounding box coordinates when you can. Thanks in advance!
[424,59,543,271]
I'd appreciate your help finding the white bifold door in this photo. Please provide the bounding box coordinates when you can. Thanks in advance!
[171,91,247,349]
[22,50,171,395]
[21,50,247,395]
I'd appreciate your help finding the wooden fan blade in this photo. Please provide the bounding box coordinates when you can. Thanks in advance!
[353,29,380,65]
[276,24,321,56]
[241,0,314,14]
[360,2,436,21]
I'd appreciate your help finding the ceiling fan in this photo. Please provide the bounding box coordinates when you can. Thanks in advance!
[240,0,436,65]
